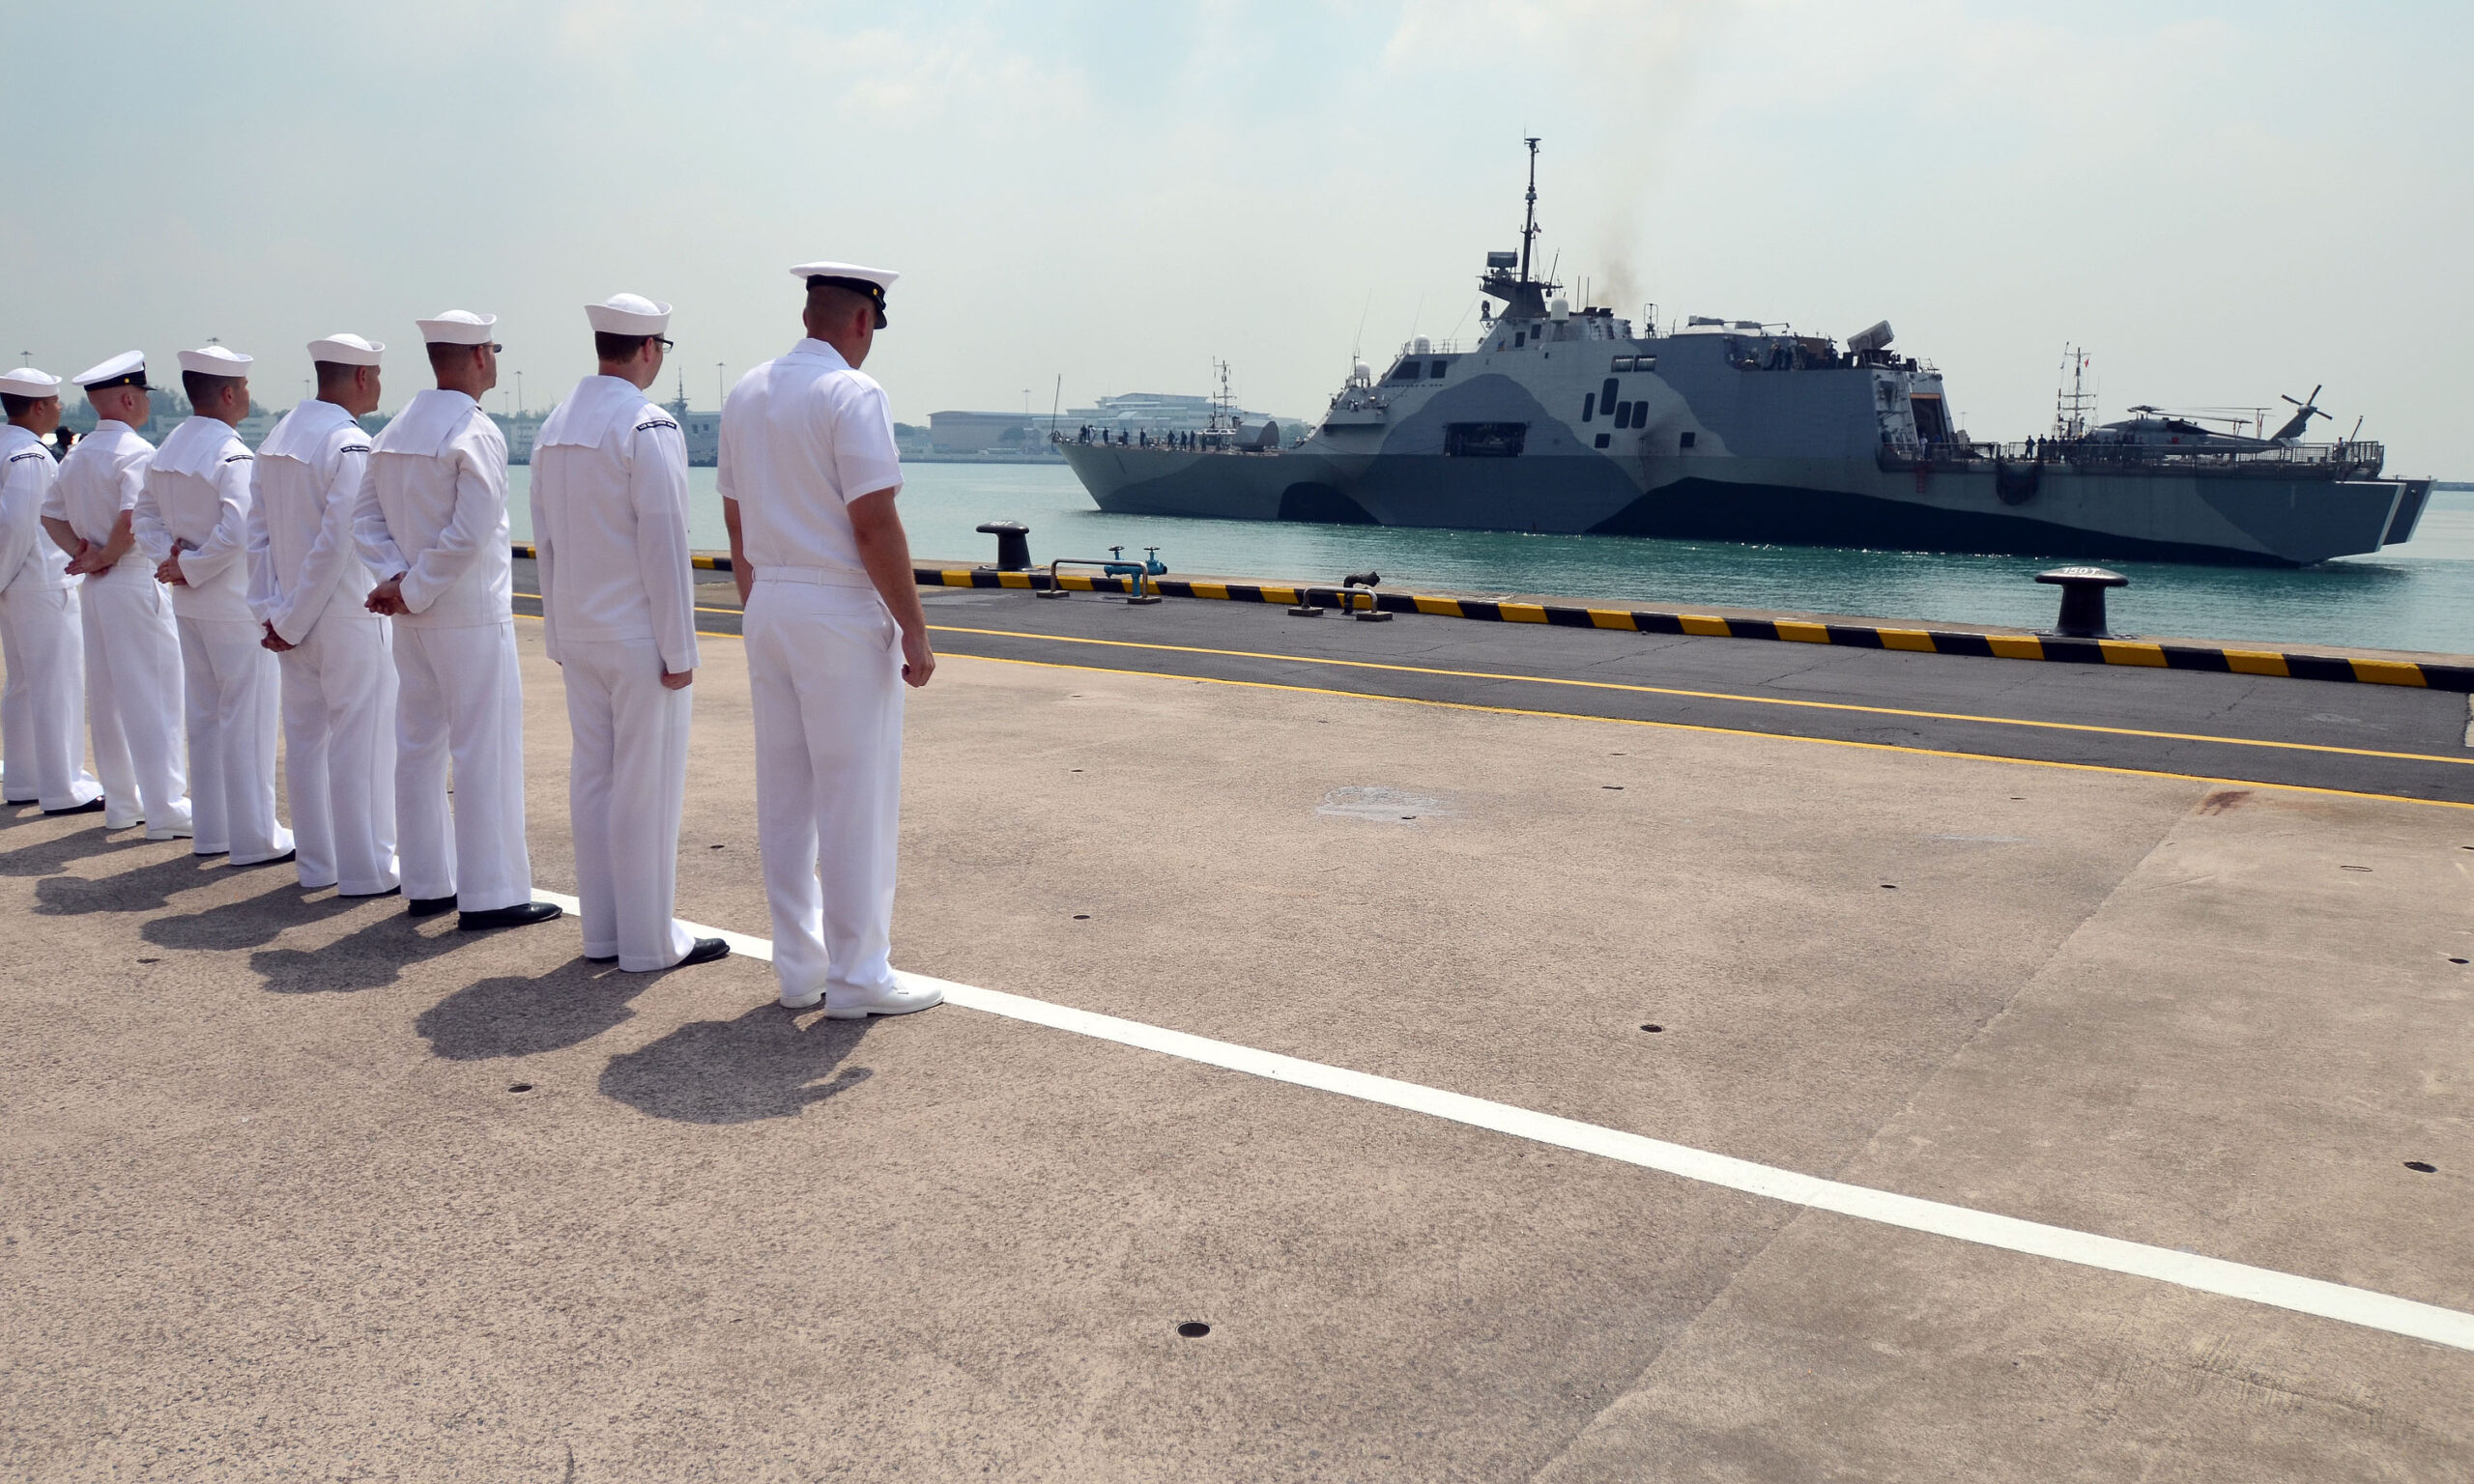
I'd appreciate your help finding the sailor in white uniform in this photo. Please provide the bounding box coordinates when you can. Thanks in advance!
[249,334,397,896]
[136,346,292,865]
[532,295,727,972]
[720,262,938,1015]
[0,368,103,814]
[43,353,190,840]
[355,311,558,931]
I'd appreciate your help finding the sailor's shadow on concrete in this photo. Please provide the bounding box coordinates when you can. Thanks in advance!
[417,959,648,1062]
[34,851,225,914]
[598,1007,874,1125]
[252,912,470,996]
[142,876,362,951]
[0,827,142,878]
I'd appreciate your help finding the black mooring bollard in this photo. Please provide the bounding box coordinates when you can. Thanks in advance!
[2034,565,2128,638]
[975,521,1031,572]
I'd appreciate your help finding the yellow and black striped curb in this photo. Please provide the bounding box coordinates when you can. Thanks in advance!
[509,546,2473,693]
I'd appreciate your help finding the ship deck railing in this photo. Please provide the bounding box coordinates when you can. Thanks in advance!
[1880,439,2386,478]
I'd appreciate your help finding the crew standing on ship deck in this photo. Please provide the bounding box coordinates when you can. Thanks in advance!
[720,261,938,1016]
[43,353,190,840]
[532,294,726,972]
[137,346,293,866]
[249,334,398,897]
[0,367,104,815]
[356,311,559,932]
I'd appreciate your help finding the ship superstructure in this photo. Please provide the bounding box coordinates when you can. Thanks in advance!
[1060,141,2425,566]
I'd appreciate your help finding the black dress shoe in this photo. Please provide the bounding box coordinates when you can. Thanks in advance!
[584,953,618,964]
[408,895,458,918]
[458,900,563,931]
[233,849,297,868]
[340,885,402,899]
[676,937,731,967]
[42,797,108,816]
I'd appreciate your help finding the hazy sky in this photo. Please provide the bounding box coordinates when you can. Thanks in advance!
[6,2,2466,471]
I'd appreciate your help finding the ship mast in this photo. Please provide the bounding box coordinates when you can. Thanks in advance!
[2053,345,2095,441]
[1518,136,1540,286]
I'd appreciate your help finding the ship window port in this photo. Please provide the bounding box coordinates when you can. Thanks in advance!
[1612,356,1655,373]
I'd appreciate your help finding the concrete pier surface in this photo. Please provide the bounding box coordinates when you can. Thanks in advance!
[4,585,2471,1479]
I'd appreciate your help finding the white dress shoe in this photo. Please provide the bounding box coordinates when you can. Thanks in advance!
[823,981,944,1019]
[779,985,826,1011]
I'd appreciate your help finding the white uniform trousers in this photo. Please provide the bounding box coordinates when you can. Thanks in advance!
[179,616,293,864]
[0,582,102,811]
[561,638,695,971]
[278,614,399,895]
[393,621,532,912]
[80,566,190,838]
[745,581,903,1001]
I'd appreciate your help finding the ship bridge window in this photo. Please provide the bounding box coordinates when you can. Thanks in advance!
[1513,331,1525,348]
[1429,358,1452,378]
[1389,360,1421,383]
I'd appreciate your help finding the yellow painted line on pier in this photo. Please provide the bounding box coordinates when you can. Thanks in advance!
[2099,641,2171,668]
[1879,629,1940,652]
[1775,620,1833,644]
[1679,614,1732,637]
[509,602,2474,807]
[2225,651,2292,678]
[916,623,2474,768]
[951,650,2474,813]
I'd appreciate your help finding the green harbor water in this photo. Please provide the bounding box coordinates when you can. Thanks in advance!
[505,464,2474,658]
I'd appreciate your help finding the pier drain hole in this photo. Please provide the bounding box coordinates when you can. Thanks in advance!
[1176,1322,1211,1338]
[137,956,160,964]
[1602,785,1624,790]
[1640,1024,1664,1033]
[708,843,725,850]
[1880,883,1899,890]
[507,1083,533,1094]
[2404,1161,2437,1174]
[1073,914,1091,921]
[2452,957,2469,965]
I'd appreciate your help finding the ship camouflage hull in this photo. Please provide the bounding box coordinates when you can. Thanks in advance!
[1060,290,2411,567]
[1062,442,2406,567]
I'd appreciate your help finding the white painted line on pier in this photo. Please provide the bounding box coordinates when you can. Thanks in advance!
[531,888,2474,1356]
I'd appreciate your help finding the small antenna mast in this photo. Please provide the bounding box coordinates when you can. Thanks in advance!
[1518,136,1541,284]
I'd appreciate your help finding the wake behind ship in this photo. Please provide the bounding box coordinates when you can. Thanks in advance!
[1061,142,2428,567]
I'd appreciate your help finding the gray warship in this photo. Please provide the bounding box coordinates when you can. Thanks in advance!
[1061,141,2427,567]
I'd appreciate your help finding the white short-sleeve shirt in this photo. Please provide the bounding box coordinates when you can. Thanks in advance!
[716,337,902,586]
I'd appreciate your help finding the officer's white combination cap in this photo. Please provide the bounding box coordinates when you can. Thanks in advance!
[177,346,252,377]
[416,310,498,346]
[308,333,384,366]
[0,367,63,398]
[788,261,900,292]
[72,350,149,388]
[585,294,671,336]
